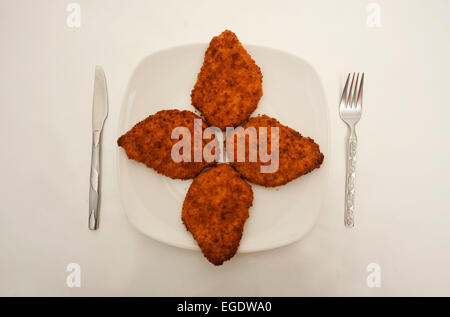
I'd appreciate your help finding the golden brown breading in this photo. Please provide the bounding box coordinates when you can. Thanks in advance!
[182,164,253,265]
[191,30,263,130]
[117,109,214,180]
[228,115,324,187]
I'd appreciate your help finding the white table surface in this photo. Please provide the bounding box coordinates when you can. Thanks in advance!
[1,0,449,296]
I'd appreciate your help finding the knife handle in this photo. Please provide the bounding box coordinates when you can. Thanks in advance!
[89,130,101,230]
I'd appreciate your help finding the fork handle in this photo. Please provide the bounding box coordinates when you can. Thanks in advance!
[345,134,357,227]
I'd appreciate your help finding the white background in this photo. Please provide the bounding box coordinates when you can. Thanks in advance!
[1,0,449,296]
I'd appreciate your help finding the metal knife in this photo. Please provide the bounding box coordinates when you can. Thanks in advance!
[89,66,108,230]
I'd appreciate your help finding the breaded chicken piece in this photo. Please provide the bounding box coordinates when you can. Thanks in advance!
[118,109,214,180]
[182,164,253,265]
[228,115,324,187]
[191,30,263,130]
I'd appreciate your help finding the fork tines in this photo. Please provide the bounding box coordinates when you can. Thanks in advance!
[340,72,364,110]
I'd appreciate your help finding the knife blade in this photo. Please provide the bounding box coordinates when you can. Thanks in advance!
[89,66,108,230]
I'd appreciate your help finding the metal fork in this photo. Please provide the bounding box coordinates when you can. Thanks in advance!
[339,73,364,227]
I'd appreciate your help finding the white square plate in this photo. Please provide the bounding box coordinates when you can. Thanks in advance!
[117,44,329,252]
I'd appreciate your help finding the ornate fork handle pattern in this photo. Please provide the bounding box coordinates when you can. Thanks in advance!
[345,135,357,227]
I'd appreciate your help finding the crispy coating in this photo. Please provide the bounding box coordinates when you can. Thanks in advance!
[117,109,214,180]
[191,30,263,130]
[228,115,324,187]
[182,164,253,265]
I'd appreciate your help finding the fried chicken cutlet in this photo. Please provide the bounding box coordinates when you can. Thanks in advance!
[191,30,263,130]
[228,115,324,187]
[182,164,253,265]
[117,109,214,180]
